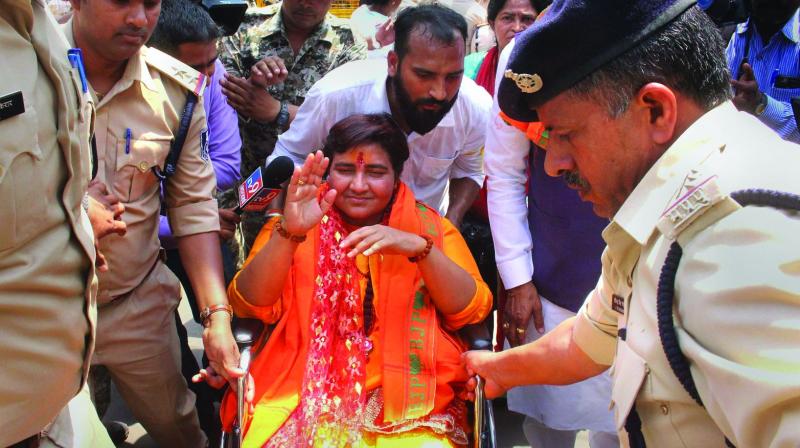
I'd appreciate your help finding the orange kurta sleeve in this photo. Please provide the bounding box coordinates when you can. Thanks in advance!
[438,218,493,331]
[227,216,284,324]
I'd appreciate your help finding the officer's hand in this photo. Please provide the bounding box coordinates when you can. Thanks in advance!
[502,281,543,347]
[731,63,763,114]
[193,366,255,413]
[219,207,241,241]
[249,56,288,88]
[220,74,281,123]
[461,350,509,400]
[202,314,245,387]
[87,179,126,239]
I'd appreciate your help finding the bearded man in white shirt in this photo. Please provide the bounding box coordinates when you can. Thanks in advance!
[269,3,492,228]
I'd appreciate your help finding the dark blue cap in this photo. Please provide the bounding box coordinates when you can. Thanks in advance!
[498,0,697,122]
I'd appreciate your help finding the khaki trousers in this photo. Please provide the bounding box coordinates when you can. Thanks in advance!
[92,262,206,448]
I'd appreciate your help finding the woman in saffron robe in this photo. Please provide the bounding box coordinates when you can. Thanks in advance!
[217,113,492,447]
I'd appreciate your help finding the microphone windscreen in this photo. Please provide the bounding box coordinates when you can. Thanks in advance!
[262,156,295,188]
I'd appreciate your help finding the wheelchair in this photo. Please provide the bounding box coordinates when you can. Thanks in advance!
[220,318,497,448]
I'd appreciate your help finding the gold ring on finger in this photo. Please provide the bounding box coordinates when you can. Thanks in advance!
[515,327,525,335]
[297,179,305,186]
[502,322,510,330]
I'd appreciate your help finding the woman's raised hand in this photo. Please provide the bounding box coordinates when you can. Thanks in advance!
[340,225,427,259]
[283,151,337,236]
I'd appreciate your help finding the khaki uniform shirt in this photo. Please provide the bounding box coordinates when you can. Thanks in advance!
[64,24,220,302]
[0,1,97,444]
[574,102,800,447]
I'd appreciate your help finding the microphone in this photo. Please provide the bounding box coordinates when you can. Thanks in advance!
[235,156,294,214]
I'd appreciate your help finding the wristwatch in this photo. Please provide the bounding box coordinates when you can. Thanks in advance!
[754,92,768,116]
[273,100,290,131]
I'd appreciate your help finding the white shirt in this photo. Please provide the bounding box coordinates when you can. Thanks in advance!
[349,6,392,59]
[271,58,492,213]
[485,40,535,289]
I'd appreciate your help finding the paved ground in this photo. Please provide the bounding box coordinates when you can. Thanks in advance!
[106,299,589,448]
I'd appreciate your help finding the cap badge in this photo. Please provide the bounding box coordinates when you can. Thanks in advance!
[504,70,543,94]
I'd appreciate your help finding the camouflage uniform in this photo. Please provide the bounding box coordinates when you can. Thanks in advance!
[218,3,366,268]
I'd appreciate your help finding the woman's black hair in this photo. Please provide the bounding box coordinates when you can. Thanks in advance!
[322,113,409,176]
[487,0,540,22]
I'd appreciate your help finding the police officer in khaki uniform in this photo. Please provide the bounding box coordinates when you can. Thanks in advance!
[463,1,800,446]
[64,0,242,446]
[1,1,119,446]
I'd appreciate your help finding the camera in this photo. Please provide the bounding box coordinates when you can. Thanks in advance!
[698,0,751,26]
[201,0,248,36]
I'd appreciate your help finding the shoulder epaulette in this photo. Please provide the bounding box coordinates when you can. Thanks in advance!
[144,47,206,97]
[656,169,730,241]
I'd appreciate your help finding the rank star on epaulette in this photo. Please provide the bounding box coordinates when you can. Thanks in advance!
[504,70,543,94]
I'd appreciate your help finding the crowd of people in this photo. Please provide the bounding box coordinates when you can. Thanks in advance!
[2,0,799,447]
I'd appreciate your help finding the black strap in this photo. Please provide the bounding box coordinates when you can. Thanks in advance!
[90,134,98,179]
[650,188,800,447]
[624,407,647,448]
[154,91,198,181]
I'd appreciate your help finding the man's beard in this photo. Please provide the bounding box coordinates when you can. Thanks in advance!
[390,71,458,135]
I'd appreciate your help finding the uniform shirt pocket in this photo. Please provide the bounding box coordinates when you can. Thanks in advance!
[0,108,44,251]
[114,136,170,203]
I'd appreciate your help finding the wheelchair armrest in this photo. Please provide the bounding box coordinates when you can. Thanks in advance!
[232,317,265,352]
[459,323,492,351]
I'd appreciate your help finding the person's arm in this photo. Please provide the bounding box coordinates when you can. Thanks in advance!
[176,232,242,376]
[231,218,300,309]
[447,77,491,227]
[486,40,533,291]
[234,151,336,307]
[444,177,479,228]
[462,317,609,399]
[465,240,620,398]
[207,60,242,191]
[757,90,799,144]
[485,40,545,342]
[730,62,800,144]
[340,221,481,316]
[164,99,240,383]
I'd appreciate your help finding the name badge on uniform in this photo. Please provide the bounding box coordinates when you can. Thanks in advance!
[612,294,625,314]
[0,91,24,122]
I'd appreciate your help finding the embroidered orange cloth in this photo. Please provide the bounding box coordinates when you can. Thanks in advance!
[499,110,547,147]
[221,182,492,447]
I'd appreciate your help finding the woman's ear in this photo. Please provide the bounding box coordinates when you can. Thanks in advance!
[634,83,678,146]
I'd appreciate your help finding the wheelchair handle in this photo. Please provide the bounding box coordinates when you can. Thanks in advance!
[474,375,487,448]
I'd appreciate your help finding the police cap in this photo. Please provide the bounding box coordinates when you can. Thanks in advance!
[498,0,697,122]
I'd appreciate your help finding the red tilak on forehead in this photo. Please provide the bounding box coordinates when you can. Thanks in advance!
[356,151,365,167]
